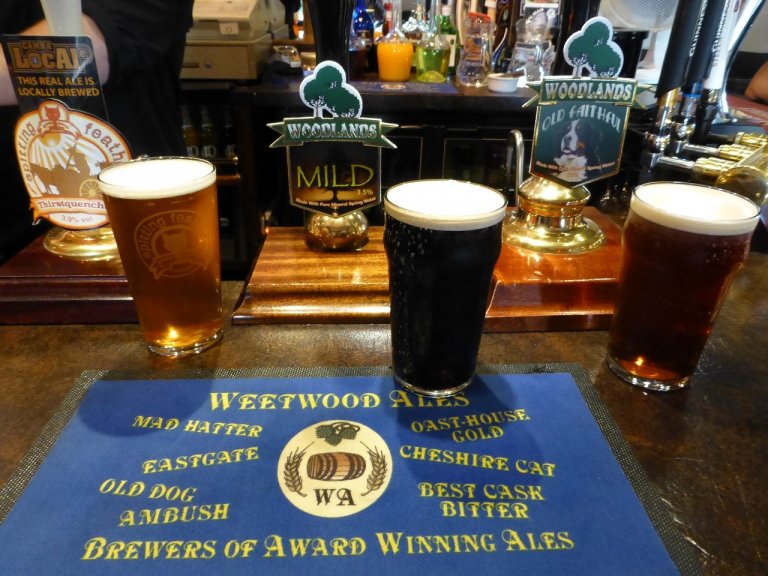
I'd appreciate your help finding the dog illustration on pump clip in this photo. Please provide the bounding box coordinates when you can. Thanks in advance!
[554,119,602,182]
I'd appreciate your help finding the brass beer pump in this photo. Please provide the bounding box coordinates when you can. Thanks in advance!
[658,147,768,209]
[638,0,768,196]
[502,130,605,255]
[37,0,121,261]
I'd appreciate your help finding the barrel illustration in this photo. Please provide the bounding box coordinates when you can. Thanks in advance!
[306,452,366,481]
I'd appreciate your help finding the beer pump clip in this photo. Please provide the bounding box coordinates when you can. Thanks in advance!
[0,0,131,261]
[503,17,649,255]
[268,61,397,251]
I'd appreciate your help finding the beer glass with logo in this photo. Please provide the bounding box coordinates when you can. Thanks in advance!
[384,179,507,397]
[607,182,760,391]
[98,157,224,356]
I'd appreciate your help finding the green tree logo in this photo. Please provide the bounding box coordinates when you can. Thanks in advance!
[300,61,363,118]
[563,17,624,78]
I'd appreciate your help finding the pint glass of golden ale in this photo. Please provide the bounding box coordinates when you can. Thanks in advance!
[607,182,760,391]
[384,180,507,397]
[98,157,224,356]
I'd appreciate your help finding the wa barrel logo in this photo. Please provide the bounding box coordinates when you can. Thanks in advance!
[277,420,393,518]
[15,99,130,229]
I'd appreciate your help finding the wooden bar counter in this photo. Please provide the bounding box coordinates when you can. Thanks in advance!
[1,251,766,575]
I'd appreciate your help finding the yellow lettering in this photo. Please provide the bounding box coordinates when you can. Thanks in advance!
[263,534,286,558]
[514,460,556,477]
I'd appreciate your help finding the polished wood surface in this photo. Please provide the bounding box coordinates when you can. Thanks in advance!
[235,209,621,330]
[486,208,622,331]
[1,252,767,575]
[0,235,135,324]
[233,227,390,324]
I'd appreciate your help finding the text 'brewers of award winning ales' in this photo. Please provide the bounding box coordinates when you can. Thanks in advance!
[384,180,507,397]
[98,157,224,356]
[607,182,759,391]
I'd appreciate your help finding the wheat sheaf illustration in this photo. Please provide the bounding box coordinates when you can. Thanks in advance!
[361,443,388,497]
[283,445,310,497]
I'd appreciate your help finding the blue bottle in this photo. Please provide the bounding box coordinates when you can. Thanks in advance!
[352,0,374,45]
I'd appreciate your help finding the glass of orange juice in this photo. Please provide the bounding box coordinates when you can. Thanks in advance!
[376,1,412,82]
[378,38,413,81]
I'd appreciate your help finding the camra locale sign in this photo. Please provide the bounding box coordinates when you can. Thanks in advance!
[0,35,130,229]
[525,18,650,188]
[268,61,396,218]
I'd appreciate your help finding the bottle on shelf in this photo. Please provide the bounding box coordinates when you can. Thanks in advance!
[382,2,393,37]
[509,9,555,82]
[402,0,427,59]
[352,0,374,45]
[493,0,519,53]
[490,26,510,73]
[223,106,237,160]
[199,105,218,160]
[438,0,458,76]
[456,11,494,87]
[415,6,451,82]
[349,20,369,79]
[377,0,413,82]
[351,0,375,75]
[181,105,200,158]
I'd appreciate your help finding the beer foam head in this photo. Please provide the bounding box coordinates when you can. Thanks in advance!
[632,182,760,236]
[98,157,216,199]
[385,179,507,231]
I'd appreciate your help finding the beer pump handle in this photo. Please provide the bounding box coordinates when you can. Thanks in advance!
[685,0,728,88]
[668,83,701,157]
[683,143,762,163]
[668,0,729,155]
[655,155,735,185]
[40,0,84,36]
[692,0,741,143]
[643,0,708,177]
[642,0,706,175]
[504,129,525,207]
[656,0,708,97]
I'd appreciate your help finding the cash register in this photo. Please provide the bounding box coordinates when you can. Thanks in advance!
[182,0,288,80]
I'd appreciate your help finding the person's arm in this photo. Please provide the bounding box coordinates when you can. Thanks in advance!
[0,14,109,106]
[745,60,768,104]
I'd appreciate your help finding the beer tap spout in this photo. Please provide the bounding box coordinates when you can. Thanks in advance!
[639,89,678,180]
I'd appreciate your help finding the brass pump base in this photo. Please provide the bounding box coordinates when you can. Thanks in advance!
[44,225,120,261]
[503,175,605,255]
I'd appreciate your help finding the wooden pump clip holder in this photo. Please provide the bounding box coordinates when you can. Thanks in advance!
[231,129,622,331]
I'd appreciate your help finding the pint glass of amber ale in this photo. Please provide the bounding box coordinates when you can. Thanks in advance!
[607,182,760,391]
[98,157,224,356]
[384,180,507,397]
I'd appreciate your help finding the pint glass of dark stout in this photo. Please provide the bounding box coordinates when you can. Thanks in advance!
[384,180,507,397]
[607,182,760,391]
[98,157,224,357]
